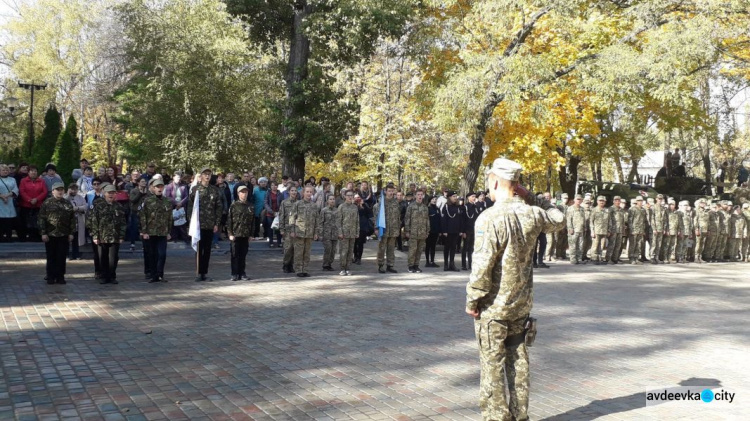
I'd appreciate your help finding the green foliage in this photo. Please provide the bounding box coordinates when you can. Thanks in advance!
[30,106,61,170]
[52,116,81,185]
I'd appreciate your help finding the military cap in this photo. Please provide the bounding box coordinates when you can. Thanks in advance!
[51,182,65,190]
[698,198,707,204]
[102,184,117,193]
[596,195,606,201]
[726,201,733,206]
[149,178,164,187]
[199,167,212,174]
[467,191,477,197]
[679,200,689,206]
[630,198,637,204]
[574,194,583,200]
[561,193,569,199]
[667,199,676,204]
[583,199,591,204]
[656,194,664,199]
[486,158,522,181]
[647,198,655,204]
[446,190,458,197]
[635,195,644,201]
[237,185,248,193]
[613,195,622,200]
[99,182,111,189]
[743,203,750,209]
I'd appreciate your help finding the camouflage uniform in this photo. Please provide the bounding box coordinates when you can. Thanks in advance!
[227,200,254,277]
[404,201,430,268]
[90,199,127,282]
[679,207,693,262]
[705,208,719,261]
[565,205,586,263]
[279,196,297,270]
[38,196,76,283]
[337,202,360,271]
[713,209,729,261]
[627,205,647,263]
[555,200,569,259]
[373,197,402,270]
[693,204,710,262]
[742,208,750,261]
[728,213,746,262]
[662,208,682,263]
[467,196,565,421]
[188,183,224,277]
[582,205,592,260]
[605,204,626,263]
[650,203,668,262]
[320,205,339,268]
[139,193,174,281]
[588,206,610,262]
[291,199,321,274]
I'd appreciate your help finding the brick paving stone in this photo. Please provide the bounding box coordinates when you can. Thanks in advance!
[1,243,750,420]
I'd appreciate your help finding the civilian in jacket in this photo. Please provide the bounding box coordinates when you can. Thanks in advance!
[164,173,188,210]
[19,165,48,241]
[264,182,283,247]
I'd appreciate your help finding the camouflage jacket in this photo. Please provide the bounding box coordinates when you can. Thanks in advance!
[652,205,668,233]
[373,197,402,238]
[466,197,565,320]
[139,195,173,236]
[718,210,730,235]
[666,210,683,236]
[583,207,591,234]
[129,188,149,214]
[707,210,719,233]
[628,207,648,235]
[742,209,750,231]
[565,206,586,233]
[38,197,76,237]
[227,200,254,238]
[404,201,430,240]
[85,196,104,231]
[337,202,360,239]
[279,198,297,236]
[319,206,339,240]
[609,206,626,234]
[291,199,320,238]
[680,210,693,236]
[90,200,127,243]
[693,208,711,233]
[729,214,746,238]
[589,207,611,236]
[188,184,224,229]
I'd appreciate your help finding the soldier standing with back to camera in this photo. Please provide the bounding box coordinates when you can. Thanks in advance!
[38,182,76,285]
[139,178,173,283]
[466,158,564,421]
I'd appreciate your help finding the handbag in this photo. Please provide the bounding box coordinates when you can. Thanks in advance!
[271,215,280,230]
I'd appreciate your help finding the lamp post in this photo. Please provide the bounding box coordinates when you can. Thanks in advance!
[17,81,48,156]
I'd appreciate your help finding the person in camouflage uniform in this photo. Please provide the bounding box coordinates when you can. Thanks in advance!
[38,182,76,285]
[742,203,750,262]
[543,192,556,261]
[466,158,565,421]
[555,193,569,259]
[279,187,298,273]
[85,181,108,280]
[291,186,320,277]
[662,199,682,263]
[320,195,339,271]
[627,196,647,264]
[373,184,402,273]
[405,190,430,273]
[728,205,746,262]
[90,184,127,284]
[684,204,696,261]
[589,195,611,264]
[581,197,593,261]
[705,202,720,262]
[605,196,626,264]
[227,185,253,281]
[337,190,359,275]
[693,199,710,263]
[650,195,668,263]
[678,201,693,263]
[139,178,173,283]
[565,194,585,264]
[720,201,733,260]
[713,201,730,262]
[187,167,224,282]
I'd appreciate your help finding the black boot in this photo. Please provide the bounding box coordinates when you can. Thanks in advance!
[386,266,398,273]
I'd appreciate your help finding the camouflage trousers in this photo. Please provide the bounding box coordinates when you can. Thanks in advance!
[703,232,717,260]
[407,238,426,267]
[339,238,356,271]
[555,230,568,259]
[377,236,397,268]
[293,237,312,273]
[568,232,583,263]
[695,233,708,260]
[282,234,294,267]
[582,232,592,259]
[661,235,676,261]
[474,316,529,421]
[743,238,750,261]
[545,232,556,259]
[713,235,728,260]
[605,233,623,262]
[650,232,664,261]
[592,235,608,261]
[322,239,338,268]
[728,238,742,261]
[628,234,644,261]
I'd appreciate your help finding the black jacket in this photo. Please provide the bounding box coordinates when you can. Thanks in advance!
[464,202,481,233]
[440,203,466,234]
[429,204,441,234]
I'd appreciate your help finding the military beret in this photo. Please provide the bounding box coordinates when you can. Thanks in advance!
[596,195,606,201]
[237,185,248,193]
[51,182,65,190]
[613,195,622,200]
[574,194,583,200]
[149,178,164,187]
[635,196,644,201]
[486,158,522,181]
[102,184,117,193]
[656,194,664,199]
[199,167,212,174]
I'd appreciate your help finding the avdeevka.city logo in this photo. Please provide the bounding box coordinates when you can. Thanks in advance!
[645,387,736,406]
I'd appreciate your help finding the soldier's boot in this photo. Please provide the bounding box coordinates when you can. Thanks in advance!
[651,258,658,265]
[407,266,416,273]
[387,266,398,273]
[379,265,386,274]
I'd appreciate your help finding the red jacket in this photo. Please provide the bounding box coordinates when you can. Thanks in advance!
[19,176,48,208]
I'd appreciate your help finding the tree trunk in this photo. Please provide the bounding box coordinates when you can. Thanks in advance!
[611,147,625,182]
[281,1,311,182]
[626,158,639,183]
[557,152,580,198]
[545,165,552,193]
[461,97,499,196]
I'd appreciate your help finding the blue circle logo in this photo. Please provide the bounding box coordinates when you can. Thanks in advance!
[701,389,714,403]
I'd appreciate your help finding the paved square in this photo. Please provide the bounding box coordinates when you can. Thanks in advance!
[1,243,749,420]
